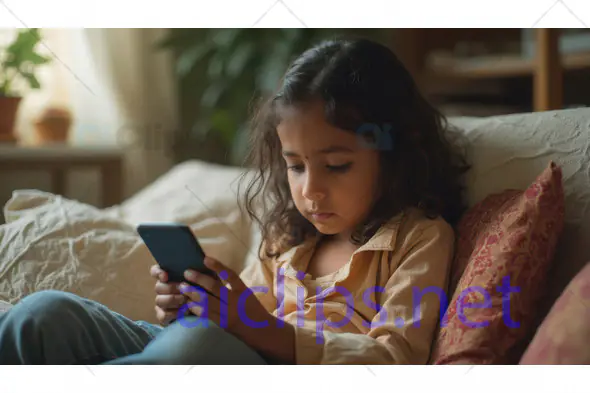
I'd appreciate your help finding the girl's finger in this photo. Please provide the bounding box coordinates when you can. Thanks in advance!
[150,264,162,279]
[210,259,247,292]
[179,283,215,304]
[155,281,181,295]
[185,297,222,323]
[150,264,169,282]
[180,284,226,326]
[155,306,178,326]
[155,294,186,309]
[203,257,243,290]
[183,270,224,300]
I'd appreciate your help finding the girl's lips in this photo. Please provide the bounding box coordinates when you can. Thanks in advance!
[311,213,334,221]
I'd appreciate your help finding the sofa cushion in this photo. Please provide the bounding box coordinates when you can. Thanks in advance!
[520,262,590,365]
[0,190,158,323]
[430,162,565,364]
[0,161,260,323]
[103,159,262,274]
[449,108,590,323]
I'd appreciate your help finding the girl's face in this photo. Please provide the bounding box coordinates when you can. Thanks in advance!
[277,102,381,241]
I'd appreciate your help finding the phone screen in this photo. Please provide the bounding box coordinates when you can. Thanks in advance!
[137,223,216,283]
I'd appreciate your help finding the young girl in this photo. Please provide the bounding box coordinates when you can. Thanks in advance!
[0,37,468,365]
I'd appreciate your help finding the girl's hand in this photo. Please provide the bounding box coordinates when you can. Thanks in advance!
[179,257,272,335]
[150,264,186,326]
[179,257,295,363]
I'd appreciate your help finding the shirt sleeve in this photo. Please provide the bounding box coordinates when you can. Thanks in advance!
[293,220,455,364]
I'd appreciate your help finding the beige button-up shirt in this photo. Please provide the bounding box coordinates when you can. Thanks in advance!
[239,208,455,364]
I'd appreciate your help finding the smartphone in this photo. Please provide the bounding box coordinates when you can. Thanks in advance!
[137,223,217,283]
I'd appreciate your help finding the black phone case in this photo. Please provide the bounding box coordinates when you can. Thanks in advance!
[137,224,215,282]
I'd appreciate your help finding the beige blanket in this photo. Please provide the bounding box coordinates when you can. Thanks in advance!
[0,160,261,324]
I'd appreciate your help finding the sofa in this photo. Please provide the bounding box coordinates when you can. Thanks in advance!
[0,107,588,364]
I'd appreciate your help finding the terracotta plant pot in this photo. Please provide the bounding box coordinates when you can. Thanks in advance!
[33,107,73,144]
[0,96,22,143]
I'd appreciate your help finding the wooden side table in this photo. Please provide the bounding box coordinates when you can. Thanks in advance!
[0,145,124,208]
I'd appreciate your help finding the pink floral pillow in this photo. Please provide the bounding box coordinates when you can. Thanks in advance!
[520,262,590,365]
[430,161,565,364]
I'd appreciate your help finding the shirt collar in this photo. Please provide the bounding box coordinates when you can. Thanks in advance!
[275,211,406,266]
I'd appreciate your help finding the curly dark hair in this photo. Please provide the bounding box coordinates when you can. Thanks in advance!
[237,36,470,261]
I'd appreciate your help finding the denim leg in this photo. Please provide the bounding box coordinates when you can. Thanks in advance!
[105,316,268,365]
[0,290,162,365]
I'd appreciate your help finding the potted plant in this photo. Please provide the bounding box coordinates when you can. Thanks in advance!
[0,28,52,143]
[158,29,391,166]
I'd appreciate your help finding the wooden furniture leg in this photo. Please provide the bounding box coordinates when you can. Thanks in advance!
[51,167,67,198]
[534,28,563,111]
[101,160,123,208]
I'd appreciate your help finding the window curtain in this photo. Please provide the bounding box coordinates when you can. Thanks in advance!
[11,28,179,200]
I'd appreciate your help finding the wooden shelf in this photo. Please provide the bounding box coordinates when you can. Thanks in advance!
[426,51,590,80]
[397,29,589,112]
[0,145,124,208]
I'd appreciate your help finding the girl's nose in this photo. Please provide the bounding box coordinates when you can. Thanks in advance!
[302,172,326,201]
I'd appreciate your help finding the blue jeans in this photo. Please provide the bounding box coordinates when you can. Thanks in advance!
[0,290,269,365]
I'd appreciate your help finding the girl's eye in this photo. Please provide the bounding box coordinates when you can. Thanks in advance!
[327,163,352,173]
[287,164,305,173]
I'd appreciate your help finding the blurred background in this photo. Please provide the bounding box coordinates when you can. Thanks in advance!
[0,28,588,217]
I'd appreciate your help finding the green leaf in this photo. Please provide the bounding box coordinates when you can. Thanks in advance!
[226,42,254,78]
[207,51,226,79]
[21,72,40,89]
[3,56,19,69]
[158,28,391,165]
[190,117,212,138]
[201,81,227,109]
[6,29,42,59]
[230,123,251,165]
[210,109,237,145]
[0,28,51,95]
[210,29,241,48]
[25,52,52,65]
[156,29,208,50]
[257,40,292,93]
[176,42,212,77]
